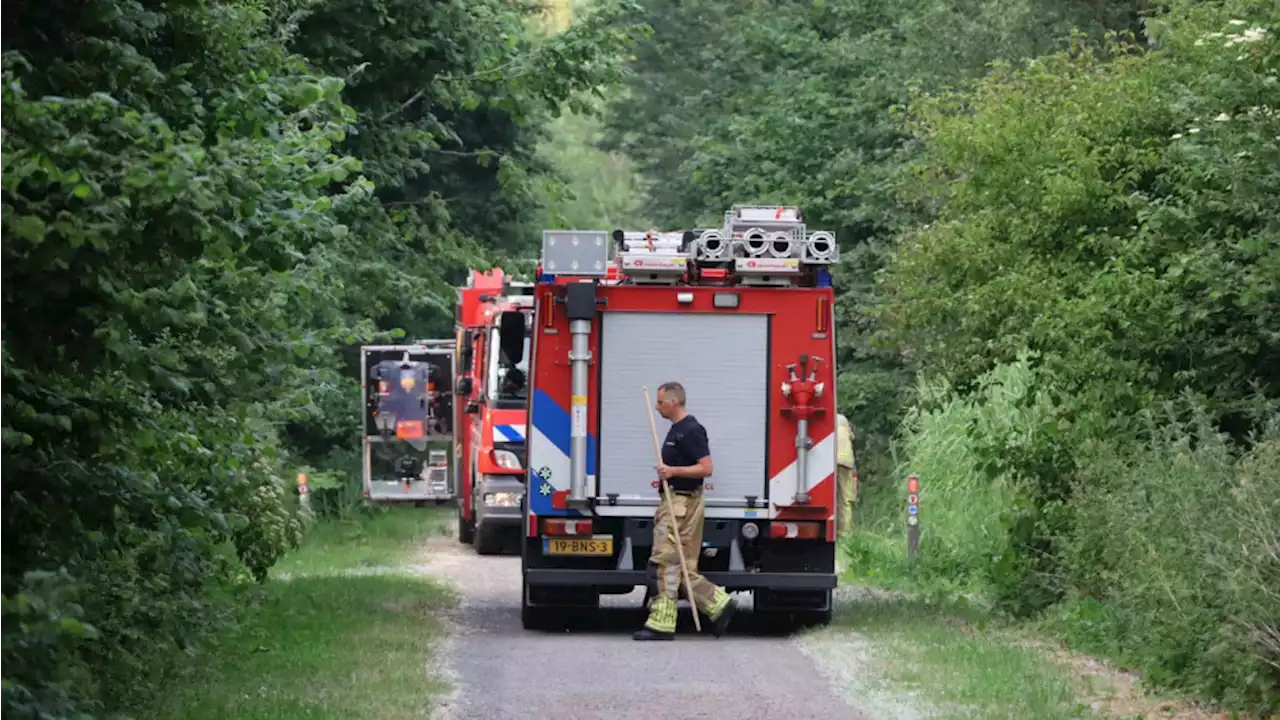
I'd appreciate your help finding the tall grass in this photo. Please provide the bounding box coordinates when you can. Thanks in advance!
[847,358,1280,712]
[848,357,1058,600]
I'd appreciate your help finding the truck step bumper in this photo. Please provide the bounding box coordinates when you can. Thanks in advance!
[524,569,837,591]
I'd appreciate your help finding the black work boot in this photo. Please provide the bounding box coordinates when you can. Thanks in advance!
[709,597,739,638]
[633,626,675,641]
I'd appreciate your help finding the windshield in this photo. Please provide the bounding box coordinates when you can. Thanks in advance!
[487,321,531,410]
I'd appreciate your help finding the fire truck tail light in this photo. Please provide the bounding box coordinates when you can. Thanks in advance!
[492,449,522,470]
[712,292,740,309]
[770,521,821,540]
[816,295,829,333]
[543,518,594,536]
[541,293,555,329]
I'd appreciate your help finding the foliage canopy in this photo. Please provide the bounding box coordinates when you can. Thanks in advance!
[1,0,643,715]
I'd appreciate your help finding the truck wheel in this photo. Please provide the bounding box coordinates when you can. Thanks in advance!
[457,510,475,545]
[474,523,501,555]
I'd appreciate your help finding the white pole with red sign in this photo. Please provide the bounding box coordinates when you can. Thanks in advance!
[906,473,920,562]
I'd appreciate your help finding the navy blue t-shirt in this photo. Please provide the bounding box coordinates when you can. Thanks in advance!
[661,415,711,493]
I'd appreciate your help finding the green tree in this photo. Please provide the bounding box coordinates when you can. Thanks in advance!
[601,0,1148,472]
[1,0,644,715]
[1,1,364,712]
[869,0,1279,706]
[278,0,646,471]
[882,0,1280,440]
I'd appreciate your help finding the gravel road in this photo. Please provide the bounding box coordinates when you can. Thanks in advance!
[419,535,870,720]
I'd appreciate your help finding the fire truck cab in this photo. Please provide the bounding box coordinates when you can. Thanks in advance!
[518,206,841,630]
[455,269,535,554]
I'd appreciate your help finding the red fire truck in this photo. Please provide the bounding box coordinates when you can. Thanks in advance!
[516,206,841,630]
[454,268,535,554]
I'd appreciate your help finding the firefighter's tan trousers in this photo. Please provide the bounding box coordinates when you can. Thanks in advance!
[836,466,857,536]
[644,489,731,633]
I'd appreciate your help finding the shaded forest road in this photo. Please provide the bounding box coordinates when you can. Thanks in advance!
[418,534,869,720]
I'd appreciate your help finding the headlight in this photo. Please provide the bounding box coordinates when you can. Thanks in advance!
[492,449,522,470]
[484,492,521,507]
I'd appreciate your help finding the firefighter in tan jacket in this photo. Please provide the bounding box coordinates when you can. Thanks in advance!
[836,413,857,536]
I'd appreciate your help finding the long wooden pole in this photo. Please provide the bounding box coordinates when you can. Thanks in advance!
[642,386,702,632]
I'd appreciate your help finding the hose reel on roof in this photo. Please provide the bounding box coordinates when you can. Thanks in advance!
[766,231,795,258]
[805,231,837,262]
[696,229,729,261]
[740,227,770,257]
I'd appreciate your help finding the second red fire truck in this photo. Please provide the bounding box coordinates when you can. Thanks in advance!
[515,206,842,630]
[453,268,535,554]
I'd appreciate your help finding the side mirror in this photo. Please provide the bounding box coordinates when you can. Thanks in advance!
[499,311,525,365]
[457,377,473,396]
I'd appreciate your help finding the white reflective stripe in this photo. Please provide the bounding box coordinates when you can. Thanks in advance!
[767,432,837,510]
[491,424,527,442]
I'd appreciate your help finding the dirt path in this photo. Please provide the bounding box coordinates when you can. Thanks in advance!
[417,534,870,720]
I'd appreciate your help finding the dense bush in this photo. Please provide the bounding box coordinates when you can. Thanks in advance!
[1,0,641,715]
[1,0,354,708]
[856,0,1280,709]
[853,363,1280,710]
[1054,415,1280,709]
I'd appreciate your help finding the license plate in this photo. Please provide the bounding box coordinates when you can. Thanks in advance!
[543,536,613,556]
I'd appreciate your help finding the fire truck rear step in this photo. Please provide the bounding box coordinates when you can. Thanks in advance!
[524,569,837,591]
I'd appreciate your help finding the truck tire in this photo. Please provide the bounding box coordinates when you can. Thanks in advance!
[457,509,475,545]
[474,523,501,555]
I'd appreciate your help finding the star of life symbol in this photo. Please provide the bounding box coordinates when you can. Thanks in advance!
[536,467,553,481]
[538,482,552,496]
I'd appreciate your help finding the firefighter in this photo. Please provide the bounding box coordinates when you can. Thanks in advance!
[836,413,857,536]
[634,381,738,641]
